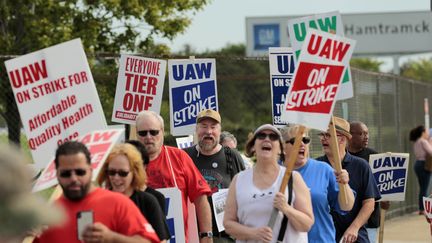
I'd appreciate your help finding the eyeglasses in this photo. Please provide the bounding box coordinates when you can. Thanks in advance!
[107,169,130,177]
[286,137,311,145]
[59,169,87,178]
[137,130,159,137]
[318,133,343,139]
[256,132,279,141]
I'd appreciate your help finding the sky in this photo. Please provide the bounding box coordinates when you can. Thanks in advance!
[157,0,431,72]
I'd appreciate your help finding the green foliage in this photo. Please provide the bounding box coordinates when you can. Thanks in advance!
[0,0,210,145]
[400,58,432,82]
[350,58,383,72]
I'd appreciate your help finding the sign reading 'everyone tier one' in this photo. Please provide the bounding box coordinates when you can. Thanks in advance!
[5,39,106,169]
[168,59,218,136]
[112,55,166,124]
[281,29,356,131]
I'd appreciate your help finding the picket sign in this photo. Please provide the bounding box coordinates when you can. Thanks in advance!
[327,116,348,204]
[378,208,386,243]
[268,125,305,227]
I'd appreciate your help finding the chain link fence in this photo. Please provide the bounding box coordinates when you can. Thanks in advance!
[1,56,431,218]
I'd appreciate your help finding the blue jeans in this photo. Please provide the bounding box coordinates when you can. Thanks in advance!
[366,227,378,243]
[414,160,431,211]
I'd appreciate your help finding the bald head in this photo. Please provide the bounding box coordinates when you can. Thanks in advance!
[349,121,369,153]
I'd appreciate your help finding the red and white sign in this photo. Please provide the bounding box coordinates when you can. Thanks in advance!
[424,196,432,220]
[112,55,166,124]
[4,39,107,169]
[32,128,124,192]
[280,29,356,131]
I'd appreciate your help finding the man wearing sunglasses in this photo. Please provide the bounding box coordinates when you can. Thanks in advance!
[184,109,245,242]
[34,141,160,243]
[135,110,213,243]
[316,117,381,243]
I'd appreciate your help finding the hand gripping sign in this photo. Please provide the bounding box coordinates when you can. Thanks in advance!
[112,54,166,125]
[269,30,356,229]
[4,39,107,169]
[287,11,353,100]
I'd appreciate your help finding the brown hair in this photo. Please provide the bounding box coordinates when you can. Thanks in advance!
[97,143,147,191]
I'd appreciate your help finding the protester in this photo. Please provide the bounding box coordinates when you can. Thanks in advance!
[282,125,355,242]
[97,143,170,242]
[316,117,381,243]
[349,121,390,243]
[34,141,159,243]
[135,110,213,242]
[220,130,254,169]
[125,140,168,216]
[0,145,63,243]
[224,124,313,243]
[409,125,432,215]
[184,109,245,242]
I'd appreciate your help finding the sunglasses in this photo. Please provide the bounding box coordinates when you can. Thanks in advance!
[107,169,130,177]
[256,132,279,141]
[137,130,159,137]
[59,169,87,178]
[286,137,311,145]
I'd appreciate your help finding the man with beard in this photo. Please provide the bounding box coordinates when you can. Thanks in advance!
[316,117,381,243]
[348,121,390,243]
[34,141,160,243]
[135,111,213,243]
[184,109,245,243]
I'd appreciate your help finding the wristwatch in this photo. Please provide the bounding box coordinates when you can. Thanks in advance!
[199,231,213,238]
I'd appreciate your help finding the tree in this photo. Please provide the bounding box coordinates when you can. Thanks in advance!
[0,0,210,145]
[350,58,383,72]
[400,58,432,82]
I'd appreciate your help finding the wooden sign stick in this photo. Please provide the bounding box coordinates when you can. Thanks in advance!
[378,208,386,243]
[267,125,305,228]
[129,125,137,140]
[328,116,348,205]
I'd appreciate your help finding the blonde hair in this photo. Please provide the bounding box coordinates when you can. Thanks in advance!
[97,143,147,191]
[280,125,310,142]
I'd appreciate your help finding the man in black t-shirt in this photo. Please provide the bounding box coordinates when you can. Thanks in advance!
[349,121,389,243]
[184,109,244,243]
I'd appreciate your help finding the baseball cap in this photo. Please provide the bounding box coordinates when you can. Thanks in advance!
[254,124,282,138]
[196,109,221,123]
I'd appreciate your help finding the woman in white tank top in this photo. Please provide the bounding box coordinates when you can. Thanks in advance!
[223,124,314,243]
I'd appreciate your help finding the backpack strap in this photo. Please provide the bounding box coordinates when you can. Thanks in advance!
[276,174,293,242]
[223,146,245,179]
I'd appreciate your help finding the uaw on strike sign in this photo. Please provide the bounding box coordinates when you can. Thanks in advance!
[4,39,107,169]
[112,55,166,124]
[168,59,218,136]
[280,29,356,131]
[33,128,124,192]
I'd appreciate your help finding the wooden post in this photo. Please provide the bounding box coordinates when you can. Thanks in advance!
[267,125,305,228]
[378,208,386,243]
[22,186,63,243]
[328,116,348,204]
[129,125,137,140]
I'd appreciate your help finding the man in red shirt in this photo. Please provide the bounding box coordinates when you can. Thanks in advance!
[136,110,213,243]
[34,141,160,243]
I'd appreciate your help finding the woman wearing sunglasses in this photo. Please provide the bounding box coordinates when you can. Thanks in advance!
[282,125,355,242]
[97,143,170,242]
[224,124,313,243]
